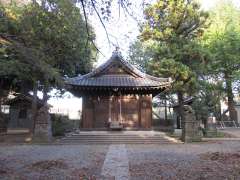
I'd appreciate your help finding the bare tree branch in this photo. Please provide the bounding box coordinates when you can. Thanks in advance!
[121,1,140,22]
[80,0,90,49]
[90,0,111,46]
[80,0,104,56]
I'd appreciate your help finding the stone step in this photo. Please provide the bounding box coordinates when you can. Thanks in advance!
[62,137,169,140]
[59,131,181,144]
[62,139,169,143]
[61,141,171,143]
[59,141,177,144]
[0,133,32,143]
[70,134,165,137]
[61,138,170,141]
[69,134,166,137]
[59,139,174,143]
[63,136,168,139]
[62,139,169,142]
[59,136,179,144]
[58,142,174,144]
[7,128,30,134]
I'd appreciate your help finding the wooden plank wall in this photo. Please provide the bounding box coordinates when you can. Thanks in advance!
[81,95,152,129]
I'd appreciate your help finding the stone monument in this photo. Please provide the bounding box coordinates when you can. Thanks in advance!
[181,105,202,142]
[0,112,6,133]
[206,113,217,137]
[32,105,52,142]
[235,105,240,125]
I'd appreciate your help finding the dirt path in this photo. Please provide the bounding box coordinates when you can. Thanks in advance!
[1,141,240,179]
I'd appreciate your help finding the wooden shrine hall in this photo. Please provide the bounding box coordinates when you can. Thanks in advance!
[66,50,171,130]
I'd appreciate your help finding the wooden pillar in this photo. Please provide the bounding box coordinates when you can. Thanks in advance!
[108,96,112,123]
[82,96,94,128]
[140,95,152,129]
[119,93,122,123]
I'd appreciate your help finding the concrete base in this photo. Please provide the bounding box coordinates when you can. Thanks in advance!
[32,122,52,143]
[1,132,32,143]
[205,130,218,137]
[32,106,52,143]
[181,106,202,143]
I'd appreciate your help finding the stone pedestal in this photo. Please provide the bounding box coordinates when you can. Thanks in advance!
[32,105,52,143]
[182,105,202,143]
[206,116,217,137]
[0,113,5,133]
[235,105,240,124]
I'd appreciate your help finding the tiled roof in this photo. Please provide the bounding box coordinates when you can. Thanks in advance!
[68,74,169,87]
[171,97,194,108]
[4,93,44,106]
[66,51,171,89]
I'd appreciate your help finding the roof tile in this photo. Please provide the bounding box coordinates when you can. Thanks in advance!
[66,52,171,88]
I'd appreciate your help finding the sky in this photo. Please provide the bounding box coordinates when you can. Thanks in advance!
[48,0,240,119]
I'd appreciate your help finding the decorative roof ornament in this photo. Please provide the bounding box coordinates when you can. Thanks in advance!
[111,46,122,59]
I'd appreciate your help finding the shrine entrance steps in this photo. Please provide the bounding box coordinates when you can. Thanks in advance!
[58,131,182,144]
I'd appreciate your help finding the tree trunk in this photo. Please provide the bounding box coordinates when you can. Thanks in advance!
[42,84,49,105]
[0,80,4,114]
[31,81,38,133]
[218,99,222,121]
[0,94,3,114]
[177,91,184,127]
[225,73,237,122]
[164,98,168,121]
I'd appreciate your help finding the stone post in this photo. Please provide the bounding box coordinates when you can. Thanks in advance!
[32,105,52,142]
[0,113,5,142]
[206,114,217,137]
[235,105,240,125]
[181,105,202,143]
[0,113,5,133]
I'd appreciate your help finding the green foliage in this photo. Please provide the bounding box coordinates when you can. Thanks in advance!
[201,1,240,120]
[205,25,240,80]
[133,0,240,122]
[20,0,96,76]
[149,58,197,95]
[129,0,211,121]
[0,0,97,95]
[51,114,68,136]
[202,0,240,80]
[51,114,79,136]
[141,0,209,42]
[192,80,224,120]
[136,0,209,97]
[128,40,156,72]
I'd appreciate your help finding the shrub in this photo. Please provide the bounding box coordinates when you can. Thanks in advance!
[51,114,68,137]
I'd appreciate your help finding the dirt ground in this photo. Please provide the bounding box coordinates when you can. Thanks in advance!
[0,141,240,180]
[128,142,240,180]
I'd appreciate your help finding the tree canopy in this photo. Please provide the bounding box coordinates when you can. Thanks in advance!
[0,0,96,100]
[201,1,240,121]
[129,0,240,123]
[134,0,209,120]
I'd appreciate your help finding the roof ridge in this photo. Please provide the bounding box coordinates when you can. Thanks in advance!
[66,53,171,87]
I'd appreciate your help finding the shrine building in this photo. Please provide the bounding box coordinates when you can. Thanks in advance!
[66,51,171,130]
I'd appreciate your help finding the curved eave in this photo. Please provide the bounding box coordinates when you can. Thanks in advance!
[66,81,171,97]
[65,75,171,88]
[68,84,170,90]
